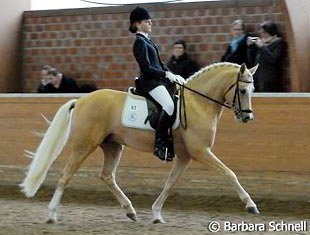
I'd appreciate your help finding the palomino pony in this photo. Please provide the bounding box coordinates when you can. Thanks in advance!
[21,62,259,224]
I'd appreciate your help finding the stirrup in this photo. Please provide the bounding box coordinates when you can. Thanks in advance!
[154,141,174,162]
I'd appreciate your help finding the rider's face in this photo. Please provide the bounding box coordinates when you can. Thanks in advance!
[136,19,152,33]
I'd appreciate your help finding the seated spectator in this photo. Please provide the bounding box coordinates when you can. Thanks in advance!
[247,21,287,92]
[79,83,97,93]
[37,68,79,93]
[167,39,199,80]
[221,20,251,66]
[38,65,53,87]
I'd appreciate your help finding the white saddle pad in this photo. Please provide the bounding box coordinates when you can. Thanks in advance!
[121,88,180,131]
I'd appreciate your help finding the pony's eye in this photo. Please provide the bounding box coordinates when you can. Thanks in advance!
[240,89,246,94]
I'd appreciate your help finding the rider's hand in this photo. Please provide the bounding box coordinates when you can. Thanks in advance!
[165,71,185,85]
[176,75,186,84]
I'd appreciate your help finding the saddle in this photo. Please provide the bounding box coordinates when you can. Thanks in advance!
[121,87,180,131]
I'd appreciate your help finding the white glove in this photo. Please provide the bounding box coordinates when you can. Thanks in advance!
[176,75,186,84]
[165,71,185,85]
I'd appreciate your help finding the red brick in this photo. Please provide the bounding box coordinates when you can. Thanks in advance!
[22,2,288,92]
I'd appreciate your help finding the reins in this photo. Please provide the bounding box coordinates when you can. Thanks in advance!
[177,82,231,129]
[177,81,232,109]
[179,85,187,129]
[175,68,252,129]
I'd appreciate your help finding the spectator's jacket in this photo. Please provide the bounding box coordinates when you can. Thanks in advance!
[37,75,79,93]
[167,53,199,80]
[221,34,251,67]
[248,37,287,92]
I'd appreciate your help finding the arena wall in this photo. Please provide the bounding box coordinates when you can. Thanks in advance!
[22,0,292,92]
[0,94,309,173]
[0,0,30,92]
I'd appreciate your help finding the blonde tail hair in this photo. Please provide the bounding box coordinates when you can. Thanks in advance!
[20,99,77,197]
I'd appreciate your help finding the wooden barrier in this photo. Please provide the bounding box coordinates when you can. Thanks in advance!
[0,93,309,173]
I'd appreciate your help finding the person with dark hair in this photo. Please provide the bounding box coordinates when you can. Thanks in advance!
[167,39,199,80]
[38,68,79,93]
[247,21,287,92]
[221,20,251,66]
[129,7,184,161]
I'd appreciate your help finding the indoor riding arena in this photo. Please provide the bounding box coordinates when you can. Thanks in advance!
[0,1,309,235]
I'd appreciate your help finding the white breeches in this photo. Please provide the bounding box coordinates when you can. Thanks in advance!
[149,85,174,116]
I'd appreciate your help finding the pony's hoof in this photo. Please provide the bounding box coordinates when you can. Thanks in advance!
[153,218,166,224]
[46,218,57,224]
[126,213,137,221]
[247,206,260,214]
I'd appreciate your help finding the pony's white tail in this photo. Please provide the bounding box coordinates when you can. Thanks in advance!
[20,99,77,197]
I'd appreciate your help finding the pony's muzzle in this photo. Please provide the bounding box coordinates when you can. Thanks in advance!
[242,114,253,123]
[235,109,254,123]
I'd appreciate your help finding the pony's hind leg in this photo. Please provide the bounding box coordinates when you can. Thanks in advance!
[100,142,137,221]
[193,148,259,214]
[47,146,95,223]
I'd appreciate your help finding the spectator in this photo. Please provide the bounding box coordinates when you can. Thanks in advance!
[167,39,200,80]
[79,83,97,93]
[247,21,287,92]
[37,68,79,93]
[38,65,54,87]
[221,20,251,66]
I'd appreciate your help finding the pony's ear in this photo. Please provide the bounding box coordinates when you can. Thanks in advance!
[249,64,259,75]
[240,63,246,74]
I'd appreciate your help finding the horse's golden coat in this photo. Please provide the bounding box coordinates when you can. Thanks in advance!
[21,62,259,223]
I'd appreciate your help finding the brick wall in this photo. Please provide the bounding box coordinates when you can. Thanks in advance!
[22,0,286,92]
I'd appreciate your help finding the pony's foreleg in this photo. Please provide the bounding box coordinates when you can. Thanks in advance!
[194,148,259,214]
[100,143,137,221]
[152,156,191,223]
[47,147,94,223]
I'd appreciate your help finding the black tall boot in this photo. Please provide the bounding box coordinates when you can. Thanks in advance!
[154,110,174,161]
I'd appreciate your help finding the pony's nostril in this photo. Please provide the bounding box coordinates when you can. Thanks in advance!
[242,115,253,123]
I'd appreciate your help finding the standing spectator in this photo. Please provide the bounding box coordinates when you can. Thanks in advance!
[167,39,199,80]
[221,20,251,66]
[247,21,287,92]
[37,68,79,93]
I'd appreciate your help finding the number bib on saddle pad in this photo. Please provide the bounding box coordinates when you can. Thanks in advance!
[121,87,180,131]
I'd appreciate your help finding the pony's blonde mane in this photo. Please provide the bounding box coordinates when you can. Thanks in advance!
[186,62,240,86]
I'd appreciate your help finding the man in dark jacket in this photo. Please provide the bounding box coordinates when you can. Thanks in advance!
[37,68,79,93]
[221,20,251,67]
[167,39,199,80]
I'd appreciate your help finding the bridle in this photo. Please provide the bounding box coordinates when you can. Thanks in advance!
[176,69,254,129]
[223,72,254,116]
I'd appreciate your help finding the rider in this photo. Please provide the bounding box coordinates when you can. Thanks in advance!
[128,7,184,161]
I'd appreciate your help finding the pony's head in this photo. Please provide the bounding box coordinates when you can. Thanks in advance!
[185,62,258,123]
[224,63,258,123]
